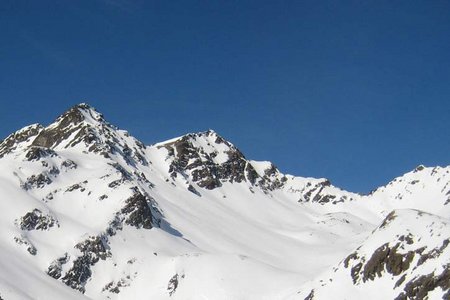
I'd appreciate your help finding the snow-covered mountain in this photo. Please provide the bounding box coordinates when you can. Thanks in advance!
[0,103,448,300]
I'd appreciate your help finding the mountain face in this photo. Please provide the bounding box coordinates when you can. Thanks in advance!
[0,103,448,300]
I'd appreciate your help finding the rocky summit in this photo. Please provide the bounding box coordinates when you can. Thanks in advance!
[0,104,449,300]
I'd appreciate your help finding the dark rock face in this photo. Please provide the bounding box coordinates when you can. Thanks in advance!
[362,243,415,281]
[65,182,87,193]
[395,266,450,300]
[14,236,37,255]
[0,124,43,158]
[257,163,288,191]
[62,235,111,293]
[187,184,201,196]
[301,180,349,204]
[304,289,315,300]
[342,212,450,300]
[18,209,58,231]
[50,189,159,293]
[62,256,92,292]
[22,173,52,190]
[25,146,57,161]
[47,253,69,279]
[23,104,148,167]
[102,278,130,294]
[164,131,287,192]
[32,106,88,149]
[120,192,154,229]
[417,239,449,266]
[61,159,77,170]
[167,274,179,296]
[345,241,416,285]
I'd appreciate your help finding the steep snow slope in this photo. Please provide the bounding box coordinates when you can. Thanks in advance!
[0,103,448,299]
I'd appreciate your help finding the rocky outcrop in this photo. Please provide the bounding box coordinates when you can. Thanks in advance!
[61,235,111,293]
[17,209,58,231]
[21,173,53,190]
[0,124,43,158]
[120,191,155,229]
[163,131,289,192]
[14,235,37,255]
[395,266,450,300]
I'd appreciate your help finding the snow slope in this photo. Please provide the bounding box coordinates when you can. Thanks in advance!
[0,103,448,299]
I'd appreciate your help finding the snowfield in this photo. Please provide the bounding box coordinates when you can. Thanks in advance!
[0,103,448,299]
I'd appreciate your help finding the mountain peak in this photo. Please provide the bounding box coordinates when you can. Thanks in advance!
[51,103,106,129]
[30,103,113,151]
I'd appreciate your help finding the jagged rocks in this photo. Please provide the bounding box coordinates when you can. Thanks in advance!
[17,208,58,231]
[165,132,269,190]
[102,277,131,294]
[21,173,52,190]
[14,235,37,255]
[395,266,450,300]
[61,159,77,170]
[362,243,415,281]
[32,104,96,149]
[167,273,184,296]
[25,146,57,161]
[65,181,88,193]
[344,241,416,284]
[61,235,111,293]
[304,289,315,300]
[417,239,449,266]
[47,253,69,279]
[61,256,92,292]
[187,184,201,196]
[0,124,43,158]
[120,192,154,229]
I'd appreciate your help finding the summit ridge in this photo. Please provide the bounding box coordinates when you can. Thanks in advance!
[0,103,448,299]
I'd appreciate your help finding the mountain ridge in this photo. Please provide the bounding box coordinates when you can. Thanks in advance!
[0,103,448,299]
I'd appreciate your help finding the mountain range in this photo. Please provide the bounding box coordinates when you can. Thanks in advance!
[0,103,448,299]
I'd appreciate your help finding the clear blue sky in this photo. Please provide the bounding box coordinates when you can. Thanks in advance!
[1,0,449,193]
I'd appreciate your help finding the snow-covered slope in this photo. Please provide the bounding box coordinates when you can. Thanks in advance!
[0,103,448,299]
[293,209,450,300]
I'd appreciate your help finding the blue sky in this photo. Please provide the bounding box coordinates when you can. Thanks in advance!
[1,0,449,193]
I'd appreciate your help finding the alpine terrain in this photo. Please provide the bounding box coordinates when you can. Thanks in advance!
[0,103,448,300]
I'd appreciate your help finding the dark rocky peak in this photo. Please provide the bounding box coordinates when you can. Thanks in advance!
[160,130,288,191]
[161,130,249,188]
[31,103,111,149]
[22,103,149,165]
[54,103,107,128]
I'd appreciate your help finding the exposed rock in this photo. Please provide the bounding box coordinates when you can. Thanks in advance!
[120,192,154,229]
[61,159,77,170]
[47,253,69,279]
[61,235,111,293]
[302,180,336,204]
[187,184,201,196]
[61,256,92,292]
[417,239,449,266]
[17,208,58,231]
[167,274,179,296]
[25,146,57,161]
[21,173,52,190]
[165,132,266,190]
[304,289,315,300]
[65,181,88,193]
[379,211,397,229]
[362,243,414,281]
[14,235,37,255]
[0,124,43,158]
[395,266,450,300]
[102,278,130,294]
